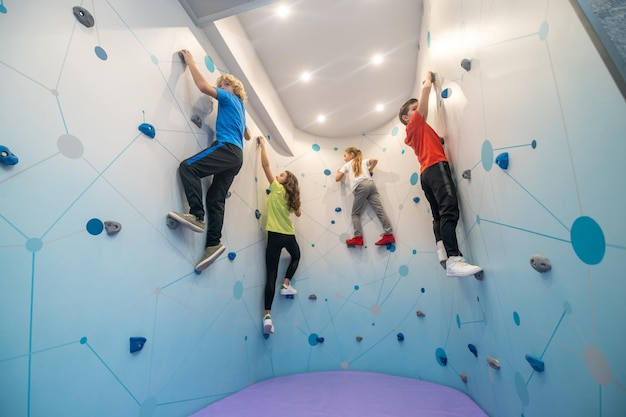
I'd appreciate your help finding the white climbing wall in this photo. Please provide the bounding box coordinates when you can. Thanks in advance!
[0,1,625,417]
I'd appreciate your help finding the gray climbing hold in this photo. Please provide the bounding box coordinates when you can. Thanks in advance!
[487,357,500,370]
[461,59,472,71]
[530,254,551,273]
[462,169,471,180]
[308,294,317,300]
[73,6,94,28]
[191,114,202,128]
[460,373,468,383]
[356,336,363,342]
[416,310,425,317]
[104,221,122,235]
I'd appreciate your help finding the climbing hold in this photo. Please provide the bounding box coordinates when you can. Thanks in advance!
[178,51,184,62]
[440,137,445,145]
[462,169,471,180]
[461,58,472,72]
[129,337,146,353]
[468,344,478,357]
[255,209,261,219]
[226,191,231,199]
[335,207,342,213]
[316,337,325,343]
[397,333,405,342]
[308,294,317,300]
[525,354,545,372]
[265,188,271,195]
[191,114,202,128]
[495,152,509,170]
[460,373,468,383]
[0,145,19,165]
[356,336,363,342]
[441,88,452,99]
[138,123,156,138]
[104,221,122,235]
[227,252,236,261]
[72,6,95,28]
[413,197,420,203]
[430,72,436,83]
[530,254,551,273]
[487,357,500,370]
[416,310,425,317]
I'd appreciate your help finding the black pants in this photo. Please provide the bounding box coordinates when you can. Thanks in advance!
[420,161,462,257]
[264,231,300,311]
[178,142,243,247]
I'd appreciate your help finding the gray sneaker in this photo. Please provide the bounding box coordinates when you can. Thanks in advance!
[168,211,205,233]
[195,244,225,271]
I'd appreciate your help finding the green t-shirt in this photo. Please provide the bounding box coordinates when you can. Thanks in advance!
[265,179,295,235]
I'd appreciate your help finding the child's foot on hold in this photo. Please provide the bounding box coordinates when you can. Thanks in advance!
[263,315,274,334]
[168,211,205,232]
[436,240,447,270]
[375,233,395,245]
[346,236,364,246]
[446,256,482,277]
[280,284,297,295]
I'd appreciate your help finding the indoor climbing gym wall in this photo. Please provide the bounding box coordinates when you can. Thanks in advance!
[1,1,625,417]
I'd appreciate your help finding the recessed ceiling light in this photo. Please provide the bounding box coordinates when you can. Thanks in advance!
[372,54,383,65]
[301,72,311,82]
[375,104,384,112]
[317,115,326,123]
[277,5,290,18]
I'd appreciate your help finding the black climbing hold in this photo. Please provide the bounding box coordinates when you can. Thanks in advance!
[397,333,404,342]
[530,254,551,273]
[461,59,472,72]
[525,354,545,372]
[255,209,261,219]
[468,344,478,357]
[495,152,509,170]
[356,336,363,342]
[191,114,202,128]
[462,169,471,180]
[416,310,425,317]
[308,294,317,300]
[129,337,146,353]
[138,123,155,138]
[104,221,122,235]
[316,337,325,343]
[265,188,271,195]
[440,137,445,145]
[335,207,342,213]
[430,72,436,83]
[73,6,95,28]
[0,145,19,165]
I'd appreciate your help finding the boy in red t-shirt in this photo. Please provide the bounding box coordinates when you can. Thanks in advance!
[398,71,481,277]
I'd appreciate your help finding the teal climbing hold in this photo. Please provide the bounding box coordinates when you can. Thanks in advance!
[228,252,236,261]
[130,337,147,353]
[525,354,544,372]
[138,123,156,138]
[0,145,18,165]
[495,152,509,170]
[413,197,420,203]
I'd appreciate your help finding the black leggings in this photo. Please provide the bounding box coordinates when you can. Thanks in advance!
[265,231,300,311]
[420,161,462,257]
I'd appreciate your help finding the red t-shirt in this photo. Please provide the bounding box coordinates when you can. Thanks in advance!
[404,112,447,173]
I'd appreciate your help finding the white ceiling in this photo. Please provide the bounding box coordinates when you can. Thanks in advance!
[179,0,423,140]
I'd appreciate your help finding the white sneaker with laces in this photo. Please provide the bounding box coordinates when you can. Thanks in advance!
[280,284,298,295]
[263,315,274,334]
[436,240,447,270]
[446,256,482,277]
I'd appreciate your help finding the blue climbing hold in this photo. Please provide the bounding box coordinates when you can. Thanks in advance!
[316,337,325,343]
[138,123,156,138]
[397,333,405,342]
[255,209,261,219]
[495,152,509,170]
[335,207,342,213]
[525,354,545,372]
[413,197,420,203]
[228,252,236,261]
[130,337,147,353]
[468,343,478,357]
[441,88,452,99]
[0,145,19,165]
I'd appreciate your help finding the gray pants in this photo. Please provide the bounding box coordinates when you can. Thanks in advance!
[351,179,392,236]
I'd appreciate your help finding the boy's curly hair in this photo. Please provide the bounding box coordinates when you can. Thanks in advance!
[216,73,248,103]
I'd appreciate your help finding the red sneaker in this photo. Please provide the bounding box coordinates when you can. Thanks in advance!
[375,234,395,245]
[346,236,364,246]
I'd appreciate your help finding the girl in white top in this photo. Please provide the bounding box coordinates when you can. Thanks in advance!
[336,147,395,247]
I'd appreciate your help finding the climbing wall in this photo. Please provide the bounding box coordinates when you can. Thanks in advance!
[1,1,625,417]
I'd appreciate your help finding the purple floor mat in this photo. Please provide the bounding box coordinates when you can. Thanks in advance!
[188,371,488,417]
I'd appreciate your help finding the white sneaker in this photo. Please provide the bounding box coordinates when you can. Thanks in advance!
[263,315,274,334]
[446,256,482,277]
[436,240,447,270]
[280,284,297,295]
